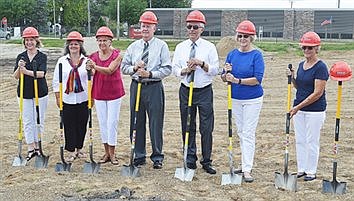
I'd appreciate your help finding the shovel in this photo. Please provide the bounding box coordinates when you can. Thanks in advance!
[12,67,26,167]
[121,80,142,177]
[174,71,195,182]
[322,81,347,194]
[32,60,50,169]
[83,69,100,174]
[55,63,72,172]
[275,64,297,191]
[221,81,242,185]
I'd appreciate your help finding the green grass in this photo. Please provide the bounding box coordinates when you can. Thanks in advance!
[5,38,354,52]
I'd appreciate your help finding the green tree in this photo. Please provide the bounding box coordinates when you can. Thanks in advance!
[106,0,146,26]
[146,0,192,8]
[62,0,87,33]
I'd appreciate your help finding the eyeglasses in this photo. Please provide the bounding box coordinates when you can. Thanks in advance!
[237,34,250,39]
[187,25,201,30]
[301,46,314,50]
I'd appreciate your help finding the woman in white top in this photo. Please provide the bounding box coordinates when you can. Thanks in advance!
[52,31,89,162]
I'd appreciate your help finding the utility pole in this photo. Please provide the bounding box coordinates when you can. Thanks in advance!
[87,0,91,36]
[117,0,120,40]
[53,0,56,38]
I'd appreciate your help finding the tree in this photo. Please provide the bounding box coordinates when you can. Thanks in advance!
[106,0,146,26]
[146,0,192,8]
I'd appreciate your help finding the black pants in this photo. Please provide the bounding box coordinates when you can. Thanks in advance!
[129,80,165,163]
[179,84,214,166]
[63,101,88,152]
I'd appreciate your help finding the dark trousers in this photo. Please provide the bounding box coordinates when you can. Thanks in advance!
[63,101,89,152]
[129,80,165,163]
[179,84,214,166]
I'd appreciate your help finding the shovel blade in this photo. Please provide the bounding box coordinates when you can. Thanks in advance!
[322,179,347,195]
[121,165,141,177]
[55,162,72,172]
[12,156,27,167]
[34,155,49,169]
[274,172,298,192]
[83,162,100,174]
[174,167,195,182]
[221,173,242,185]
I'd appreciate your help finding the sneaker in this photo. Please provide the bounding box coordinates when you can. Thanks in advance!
[304,174,316,181]
[243,172,254,183]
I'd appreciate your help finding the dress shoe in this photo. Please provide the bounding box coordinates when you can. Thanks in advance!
[297,172,306,178]
[133,159,146,167]
[202,164,216,174]
[153,161,163,169]
[243,172,254,183]
[304,174,316,181]
[187,162,197,170]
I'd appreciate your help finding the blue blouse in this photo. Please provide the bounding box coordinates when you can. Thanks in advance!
[225,49,265,100]
[294,60,329,112]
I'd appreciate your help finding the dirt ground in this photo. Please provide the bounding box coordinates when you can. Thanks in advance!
[0,41,353,201]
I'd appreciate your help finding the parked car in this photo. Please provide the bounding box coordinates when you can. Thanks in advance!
[0,28,11,40]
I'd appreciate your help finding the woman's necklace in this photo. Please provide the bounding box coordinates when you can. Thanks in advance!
[27,50,37,62]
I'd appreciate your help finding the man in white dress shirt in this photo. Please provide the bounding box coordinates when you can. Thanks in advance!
[172,10,219,174]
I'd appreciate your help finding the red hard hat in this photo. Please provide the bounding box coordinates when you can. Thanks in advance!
[139,11,158,24]
[22,27,39,38]
[236,20,256,35]
[300,31,321,46]
[96,26,114,38]
[186,10,206,24]
[67,31,84,42]
[330,61,352,81]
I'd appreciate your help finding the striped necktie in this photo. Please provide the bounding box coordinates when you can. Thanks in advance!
[141,42,149,65]
[187,42,196,83]
[189,42,196,59]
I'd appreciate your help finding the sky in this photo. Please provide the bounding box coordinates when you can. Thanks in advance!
[192,0,354,9]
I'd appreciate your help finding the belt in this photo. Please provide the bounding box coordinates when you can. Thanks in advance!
[181,83,212,92]
[133,79,161,85]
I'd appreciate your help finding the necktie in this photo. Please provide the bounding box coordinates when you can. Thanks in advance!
[141,42,149,65]
[187,42,196,83]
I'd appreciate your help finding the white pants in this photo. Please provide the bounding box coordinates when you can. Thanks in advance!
[232,96,263,172]
[95,98,122,146]
[293,110,325,175]
[19,96,48,146]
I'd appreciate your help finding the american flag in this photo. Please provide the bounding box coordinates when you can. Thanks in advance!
[321,17,332,26]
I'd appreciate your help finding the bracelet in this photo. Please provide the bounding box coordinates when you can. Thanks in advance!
[238,78,242,84]
[149,71,153,78]
[201,61,205,68]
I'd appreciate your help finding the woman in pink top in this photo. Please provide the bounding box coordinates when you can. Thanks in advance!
[86,26,125,165]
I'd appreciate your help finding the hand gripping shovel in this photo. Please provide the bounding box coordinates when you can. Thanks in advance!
[83,69,100,173]
[174,71,195,182]
[221,81,242,185]
[322,80,347,194]
[55,63,72,172]
[121,80,142,177]
[12,65,26,167]
[275,64,297,191]
[33,60,50,169]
